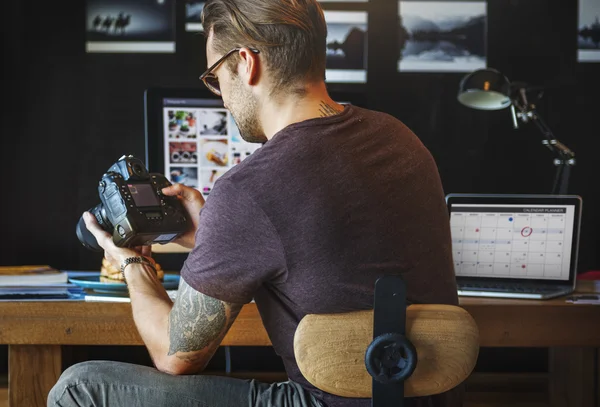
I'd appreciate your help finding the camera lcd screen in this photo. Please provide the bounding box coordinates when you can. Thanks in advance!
[128,183,160,207]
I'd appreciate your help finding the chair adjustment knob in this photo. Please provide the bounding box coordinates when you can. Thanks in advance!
[365,332,418,384]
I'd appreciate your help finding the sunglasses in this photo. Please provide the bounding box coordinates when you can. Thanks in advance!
[199,47,260,96]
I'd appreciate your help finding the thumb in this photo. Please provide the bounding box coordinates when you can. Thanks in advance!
[161,184,182,197]
[162,184,194,201]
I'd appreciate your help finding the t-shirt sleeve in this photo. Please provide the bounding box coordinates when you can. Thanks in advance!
[180,178,287,304]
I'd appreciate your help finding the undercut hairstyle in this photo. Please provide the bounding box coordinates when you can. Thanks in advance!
[202,0,327,93]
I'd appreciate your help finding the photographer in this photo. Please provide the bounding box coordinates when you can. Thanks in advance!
[48,0,460,406]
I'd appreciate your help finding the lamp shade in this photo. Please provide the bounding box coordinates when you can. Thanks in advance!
[457,68,512,110]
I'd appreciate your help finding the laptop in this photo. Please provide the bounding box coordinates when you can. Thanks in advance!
[445,194,583,300]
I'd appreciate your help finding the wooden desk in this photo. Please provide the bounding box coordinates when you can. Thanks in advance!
[1,297,599,407]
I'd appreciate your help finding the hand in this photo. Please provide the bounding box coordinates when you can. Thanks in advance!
[161,184,205,249]
[82,212,151,270]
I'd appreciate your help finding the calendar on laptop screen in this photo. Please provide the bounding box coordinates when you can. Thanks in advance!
[449,204,576,281]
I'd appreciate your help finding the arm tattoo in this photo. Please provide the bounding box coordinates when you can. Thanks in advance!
[319,101,342,117]
[168,278,240,356]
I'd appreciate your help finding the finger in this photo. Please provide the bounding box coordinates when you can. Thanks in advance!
[82,212,108,237]
[161,184,184,197]
[140,245,153,258]
[129,245,152,259]
[82,212,115,250]
[162,184,199,202]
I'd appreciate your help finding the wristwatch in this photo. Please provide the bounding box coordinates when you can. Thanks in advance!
[120,256,156,281]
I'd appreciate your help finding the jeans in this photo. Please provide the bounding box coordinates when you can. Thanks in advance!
[47,361,324,407]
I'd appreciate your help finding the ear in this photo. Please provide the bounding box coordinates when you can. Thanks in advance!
[237,48,260,86]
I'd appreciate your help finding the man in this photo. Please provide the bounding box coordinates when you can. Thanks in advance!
[48,0,460,406]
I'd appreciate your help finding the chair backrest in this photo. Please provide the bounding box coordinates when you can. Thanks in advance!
[293,304,479,398]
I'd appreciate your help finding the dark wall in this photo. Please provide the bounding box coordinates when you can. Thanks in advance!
[2,0,599,273]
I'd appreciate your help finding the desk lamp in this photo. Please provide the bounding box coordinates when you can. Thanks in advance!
[457,68,576,195]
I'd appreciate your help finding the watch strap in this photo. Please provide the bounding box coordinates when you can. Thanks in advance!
[120,256,156,281]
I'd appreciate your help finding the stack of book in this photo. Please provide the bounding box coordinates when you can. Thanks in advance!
[0,265,84,300]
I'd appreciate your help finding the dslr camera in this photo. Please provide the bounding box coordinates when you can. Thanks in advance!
[77,155,189,251]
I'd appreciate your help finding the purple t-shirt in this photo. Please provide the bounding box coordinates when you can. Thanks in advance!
[181,105,461,407]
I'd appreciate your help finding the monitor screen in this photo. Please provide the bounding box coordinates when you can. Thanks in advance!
[446,193,582,285]
[145,88,263,200]
[127,183,160,207]
[448,200,579,282]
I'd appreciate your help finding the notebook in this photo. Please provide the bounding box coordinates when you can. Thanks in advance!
[446,194,582,300]
[0,265,68,286]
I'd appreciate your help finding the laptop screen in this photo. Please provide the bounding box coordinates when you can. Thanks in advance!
[448,199,580,282]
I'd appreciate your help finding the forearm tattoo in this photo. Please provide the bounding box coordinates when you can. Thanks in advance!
[168,279,229,355]
[319,101,342,117]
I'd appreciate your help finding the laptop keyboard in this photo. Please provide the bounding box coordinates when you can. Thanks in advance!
[457,283,562,294]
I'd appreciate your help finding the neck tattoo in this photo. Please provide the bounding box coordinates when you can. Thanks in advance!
[318,101,342,117]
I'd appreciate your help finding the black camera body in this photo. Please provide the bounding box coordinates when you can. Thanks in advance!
[77,155,189,251]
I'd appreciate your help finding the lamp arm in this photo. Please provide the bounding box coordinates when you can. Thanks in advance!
[526,108,576,195]
[528,109,576,162]
[512,93,576,163]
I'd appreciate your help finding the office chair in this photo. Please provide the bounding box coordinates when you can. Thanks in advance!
[294,276,479,406]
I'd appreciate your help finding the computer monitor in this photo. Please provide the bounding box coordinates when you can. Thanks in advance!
[144,87,367,252]
[145,87,262,253]
[144,87,263,199]
[446,194,582,298]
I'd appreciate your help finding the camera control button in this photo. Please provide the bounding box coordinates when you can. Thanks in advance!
[117,225,126,237]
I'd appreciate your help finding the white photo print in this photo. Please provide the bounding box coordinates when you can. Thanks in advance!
[398,1,487,72]
[86,0,175,53]
[578,0,600,62]
[324,11,368,83]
